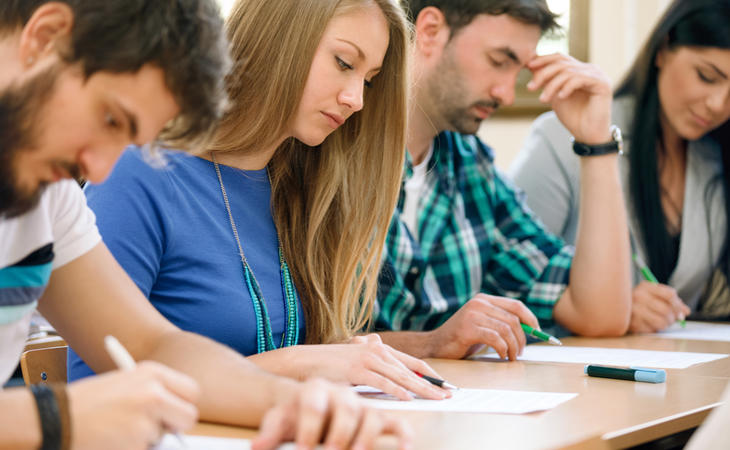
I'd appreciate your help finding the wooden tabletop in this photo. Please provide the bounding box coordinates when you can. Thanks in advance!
[191,333,730,449]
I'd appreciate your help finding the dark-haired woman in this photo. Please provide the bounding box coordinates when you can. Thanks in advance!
[510,0,730,333]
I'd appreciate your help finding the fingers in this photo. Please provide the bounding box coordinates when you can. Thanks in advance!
[474,295,532,358]
[251,405,291,450]
[350,336,447,400]
[361,349,447,400]
[323,391,364,450]
[295,380,331,448]
[475,325,511,360]
[134,363,200,433]
[526,53,610,101]
[137,361,200,405]
[259,380,410,450]
[633,282,690,331]
[351,412,414,450]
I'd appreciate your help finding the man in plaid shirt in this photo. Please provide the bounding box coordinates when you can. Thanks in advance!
[375,0,633,360]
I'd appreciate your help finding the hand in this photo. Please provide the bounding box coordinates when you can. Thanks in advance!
[252,378,413,450]
[295,334,449,401]
[527,54,613,144]
[67,361,199,450]
[426,294,539,360]
[344,334,449,400]
[629,281,691,333]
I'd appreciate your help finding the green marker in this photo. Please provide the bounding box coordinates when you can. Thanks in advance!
[521,324,562,345]
[632,253,686,328]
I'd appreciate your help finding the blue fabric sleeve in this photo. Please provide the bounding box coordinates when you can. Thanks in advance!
[67,148,173,380]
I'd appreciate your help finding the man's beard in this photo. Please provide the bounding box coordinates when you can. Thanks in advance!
[0,67,59,218]
[425,48,500,136]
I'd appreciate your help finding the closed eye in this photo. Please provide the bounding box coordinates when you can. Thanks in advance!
[104,112,121,129]
[697,68,717,84]
[489,56,507,69]
[336,56,353,71]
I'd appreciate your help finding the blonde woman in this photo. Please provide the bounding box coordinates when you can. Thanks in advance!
[68,0,449,402]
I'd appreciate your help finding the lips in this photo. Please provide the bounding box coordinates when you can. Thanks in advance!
[322,112,345,128]
[690,111,711,128]
[473,105,494,120]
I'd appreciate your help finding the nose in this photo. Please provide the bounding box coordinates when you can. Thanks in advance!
[77,143,129,184]
[490,71,519,107]
[706,84,730,117]
[338,78,365,112]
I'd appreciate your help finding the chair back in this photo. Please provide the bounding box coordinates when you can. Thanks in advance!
[20,344,68,385]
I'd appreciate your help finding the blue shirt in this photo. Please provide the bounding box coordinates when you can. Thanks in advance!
[67,149,305,380]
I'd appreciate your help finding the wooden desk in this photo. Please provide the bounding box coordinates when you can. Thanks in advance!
[191,335,730,449]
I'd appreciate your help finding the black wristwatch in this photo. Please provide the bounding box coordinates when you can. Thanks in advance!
[572,125,623,156]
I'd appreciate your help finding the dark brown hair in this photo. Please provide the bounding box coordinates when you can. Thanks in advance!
[1,0,231,146]
[403,0,559,37]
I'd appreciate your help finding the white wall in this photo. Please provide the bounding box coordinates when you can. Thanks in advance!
[482,0,673,170]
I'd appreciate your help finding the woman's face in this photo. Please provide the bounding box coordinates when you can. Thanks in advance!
[656,46,730,141]
[289,3,390,146]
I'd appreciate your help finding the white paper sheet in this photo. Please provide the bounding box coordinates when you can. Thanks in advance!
[478,345,727,369]
[651,321,730,342]
[154,435,251,450]
[354,386,577,414]
[154,435,301,450]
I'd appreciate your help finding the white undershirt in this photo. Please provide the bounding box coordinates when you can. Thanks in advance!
[402,144,434,240]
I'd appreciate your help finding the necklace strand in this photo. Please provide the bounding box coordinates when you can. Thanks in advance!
[211,152,299,352]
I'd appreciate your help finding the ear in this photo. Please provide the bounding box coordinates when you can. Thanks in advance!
[413,6,450,58]
[19,2,74,68]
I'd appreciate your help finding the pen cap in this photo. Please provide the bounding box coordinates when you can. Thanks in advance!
[632,367,666,383]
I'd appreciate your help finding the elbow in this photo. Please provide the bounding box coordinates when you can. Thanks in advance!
[565,289,631,337]
[578,318,629,337]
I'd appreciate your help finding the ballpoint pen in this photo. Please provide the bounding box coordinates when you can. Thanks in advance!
[632,253,686,327]
[104,335,188,448]
[521,323,562,345]
[414,371,458,390]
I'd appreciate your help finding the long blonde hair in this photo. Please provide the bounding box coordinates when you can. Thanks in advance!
[208,0,411,344]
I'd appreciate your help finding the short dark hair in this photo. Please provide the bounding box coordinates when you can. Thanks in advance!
[403,0,560,36]
[0,0,231,147]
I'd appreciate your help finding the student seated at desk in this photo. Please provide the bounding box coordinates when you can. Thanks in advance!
[1,1,410,449]
[68,0,449,403]
[373,0,632,362]
[511,0,730,333]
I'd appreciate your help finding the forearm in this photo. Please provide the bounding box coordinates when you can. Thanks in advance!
[564,154,631,335]
[142,330,299,427]
[0,388,41,449]
[376,330,434,359]
[248,345,326,381]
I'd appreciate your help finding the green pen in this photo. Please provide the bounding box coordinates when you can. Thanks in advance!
[632,253,686,328]
[521,324,562,345]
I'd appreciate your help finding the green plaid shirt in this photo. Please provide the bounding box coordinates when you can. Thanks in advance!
[376,131,573,331]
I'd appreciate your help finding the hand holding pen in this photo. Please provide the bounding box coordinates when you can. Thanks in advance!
[630,254,690,333]
[104,335,197,447]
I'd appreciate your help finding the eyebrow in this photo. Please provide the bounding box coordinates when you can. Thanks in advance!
[701,60,728,80]
[336,38,383,72]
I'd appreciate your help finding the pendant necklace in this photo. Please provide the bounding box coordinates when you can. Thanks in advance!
[211,152,300,353]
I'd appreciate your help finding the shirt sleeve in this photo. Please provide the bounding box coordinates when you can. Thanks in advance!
[84,149,171,297]
[375,215,418,331]
[481,145,574,325]
[49,180,101,269]
[508,112,578,242]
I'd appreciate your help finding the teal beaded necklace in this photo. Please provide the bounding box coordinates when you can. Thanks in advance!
[212,153,300,353]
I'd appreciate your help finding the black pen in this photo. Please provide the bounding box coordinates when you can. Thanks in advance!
[415,371,458,390]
